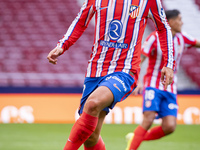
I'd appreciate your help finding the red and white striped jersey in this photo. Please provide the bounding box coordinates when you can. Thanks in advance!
[57,0,174,80]
[142,31,197,94]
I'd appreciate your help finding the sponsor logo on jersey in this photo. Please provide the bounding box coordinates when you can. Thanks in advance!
[100,40,128,49]
[108,20,123,41]
[129,5,140,19]
[101,19,128,48]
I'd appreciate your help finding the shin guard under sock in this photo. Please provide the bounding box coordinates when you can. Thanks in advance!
[63,112,98,150]
[129,125,147,150]
[143,126,165,141]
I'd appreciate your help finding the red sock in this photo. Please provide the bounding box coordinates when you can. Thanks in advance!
[143,126,165,141]
[63,112,98,150]
[84,136,106,150]
[129,125,147,150]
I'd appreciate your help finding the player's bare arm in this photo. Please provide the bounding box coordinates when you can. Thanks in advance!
[161,67,174,90]
[148,1,175,90]
[47,47,63,64]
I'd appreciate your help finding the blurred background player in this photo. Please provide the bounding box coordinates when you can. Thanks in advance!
[125,9,200,150]
[47,0,175,150]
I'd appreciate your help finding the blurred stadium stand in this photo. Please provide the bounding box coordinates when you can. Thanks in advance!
[0,0,93,89]
[0,0,199,93]
[195,0,200,7]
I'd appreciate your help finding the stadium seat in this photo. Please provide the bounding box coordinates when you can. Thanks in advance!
[0,0,94,87]
[180,48,200,86]
[195,0,200,7]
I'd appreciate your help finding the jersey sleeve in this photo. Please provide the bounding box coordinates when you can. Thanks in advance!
[148,0,175,70]
[181,32,197,48]
[141,32,157,57]
[57,0,95,53]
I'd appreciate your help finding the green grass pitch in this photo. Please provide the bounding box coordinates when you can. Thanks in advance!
[0,124,200,150]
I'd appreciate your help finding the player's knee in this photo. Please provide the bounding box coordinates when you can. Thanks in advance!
[84,99,101,116]
[162,122,176,135]
[143,112,155,126]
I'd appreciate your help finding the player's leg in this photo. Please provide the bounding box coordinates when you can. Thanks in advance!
[83,72,136,149]
[160,92,177,135]
[143,91,177,140]
[63,86,114,150]
[126,87,161,150]
[161,115,176,135]
[83,85,114,117]
[64,72,135,150]
[126,111,156,150]
[141,111,157,129]
[143,115,176,141]
[143,125,165,141]
[84,110,107,150]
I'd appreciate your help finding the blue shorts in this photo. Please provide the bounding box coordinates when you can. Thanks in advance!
[143,87,178,118]
[78,72,136,115]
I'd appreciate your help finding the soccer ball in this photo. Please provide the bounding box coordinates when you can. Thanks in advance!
[125,132,134,142]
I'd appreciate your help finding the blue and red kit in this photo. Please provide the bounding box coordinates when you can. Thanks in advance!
[58,0,175,79]
[57,0,175,114]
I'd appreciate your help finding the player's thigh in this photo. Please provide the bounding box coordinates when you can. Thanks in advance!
[99,72,136,110]
[84,86,114,115]
[141,111,156,129]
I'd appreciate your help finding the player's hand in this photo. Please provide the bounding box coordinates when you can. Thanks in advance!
[132,82,143,95]
[161,67,174,90]
[47,47,63,64]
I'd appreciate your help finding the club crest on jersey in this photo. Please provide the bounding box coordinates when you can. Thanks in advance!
[145,100,152,108]
[129,5,140,19]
